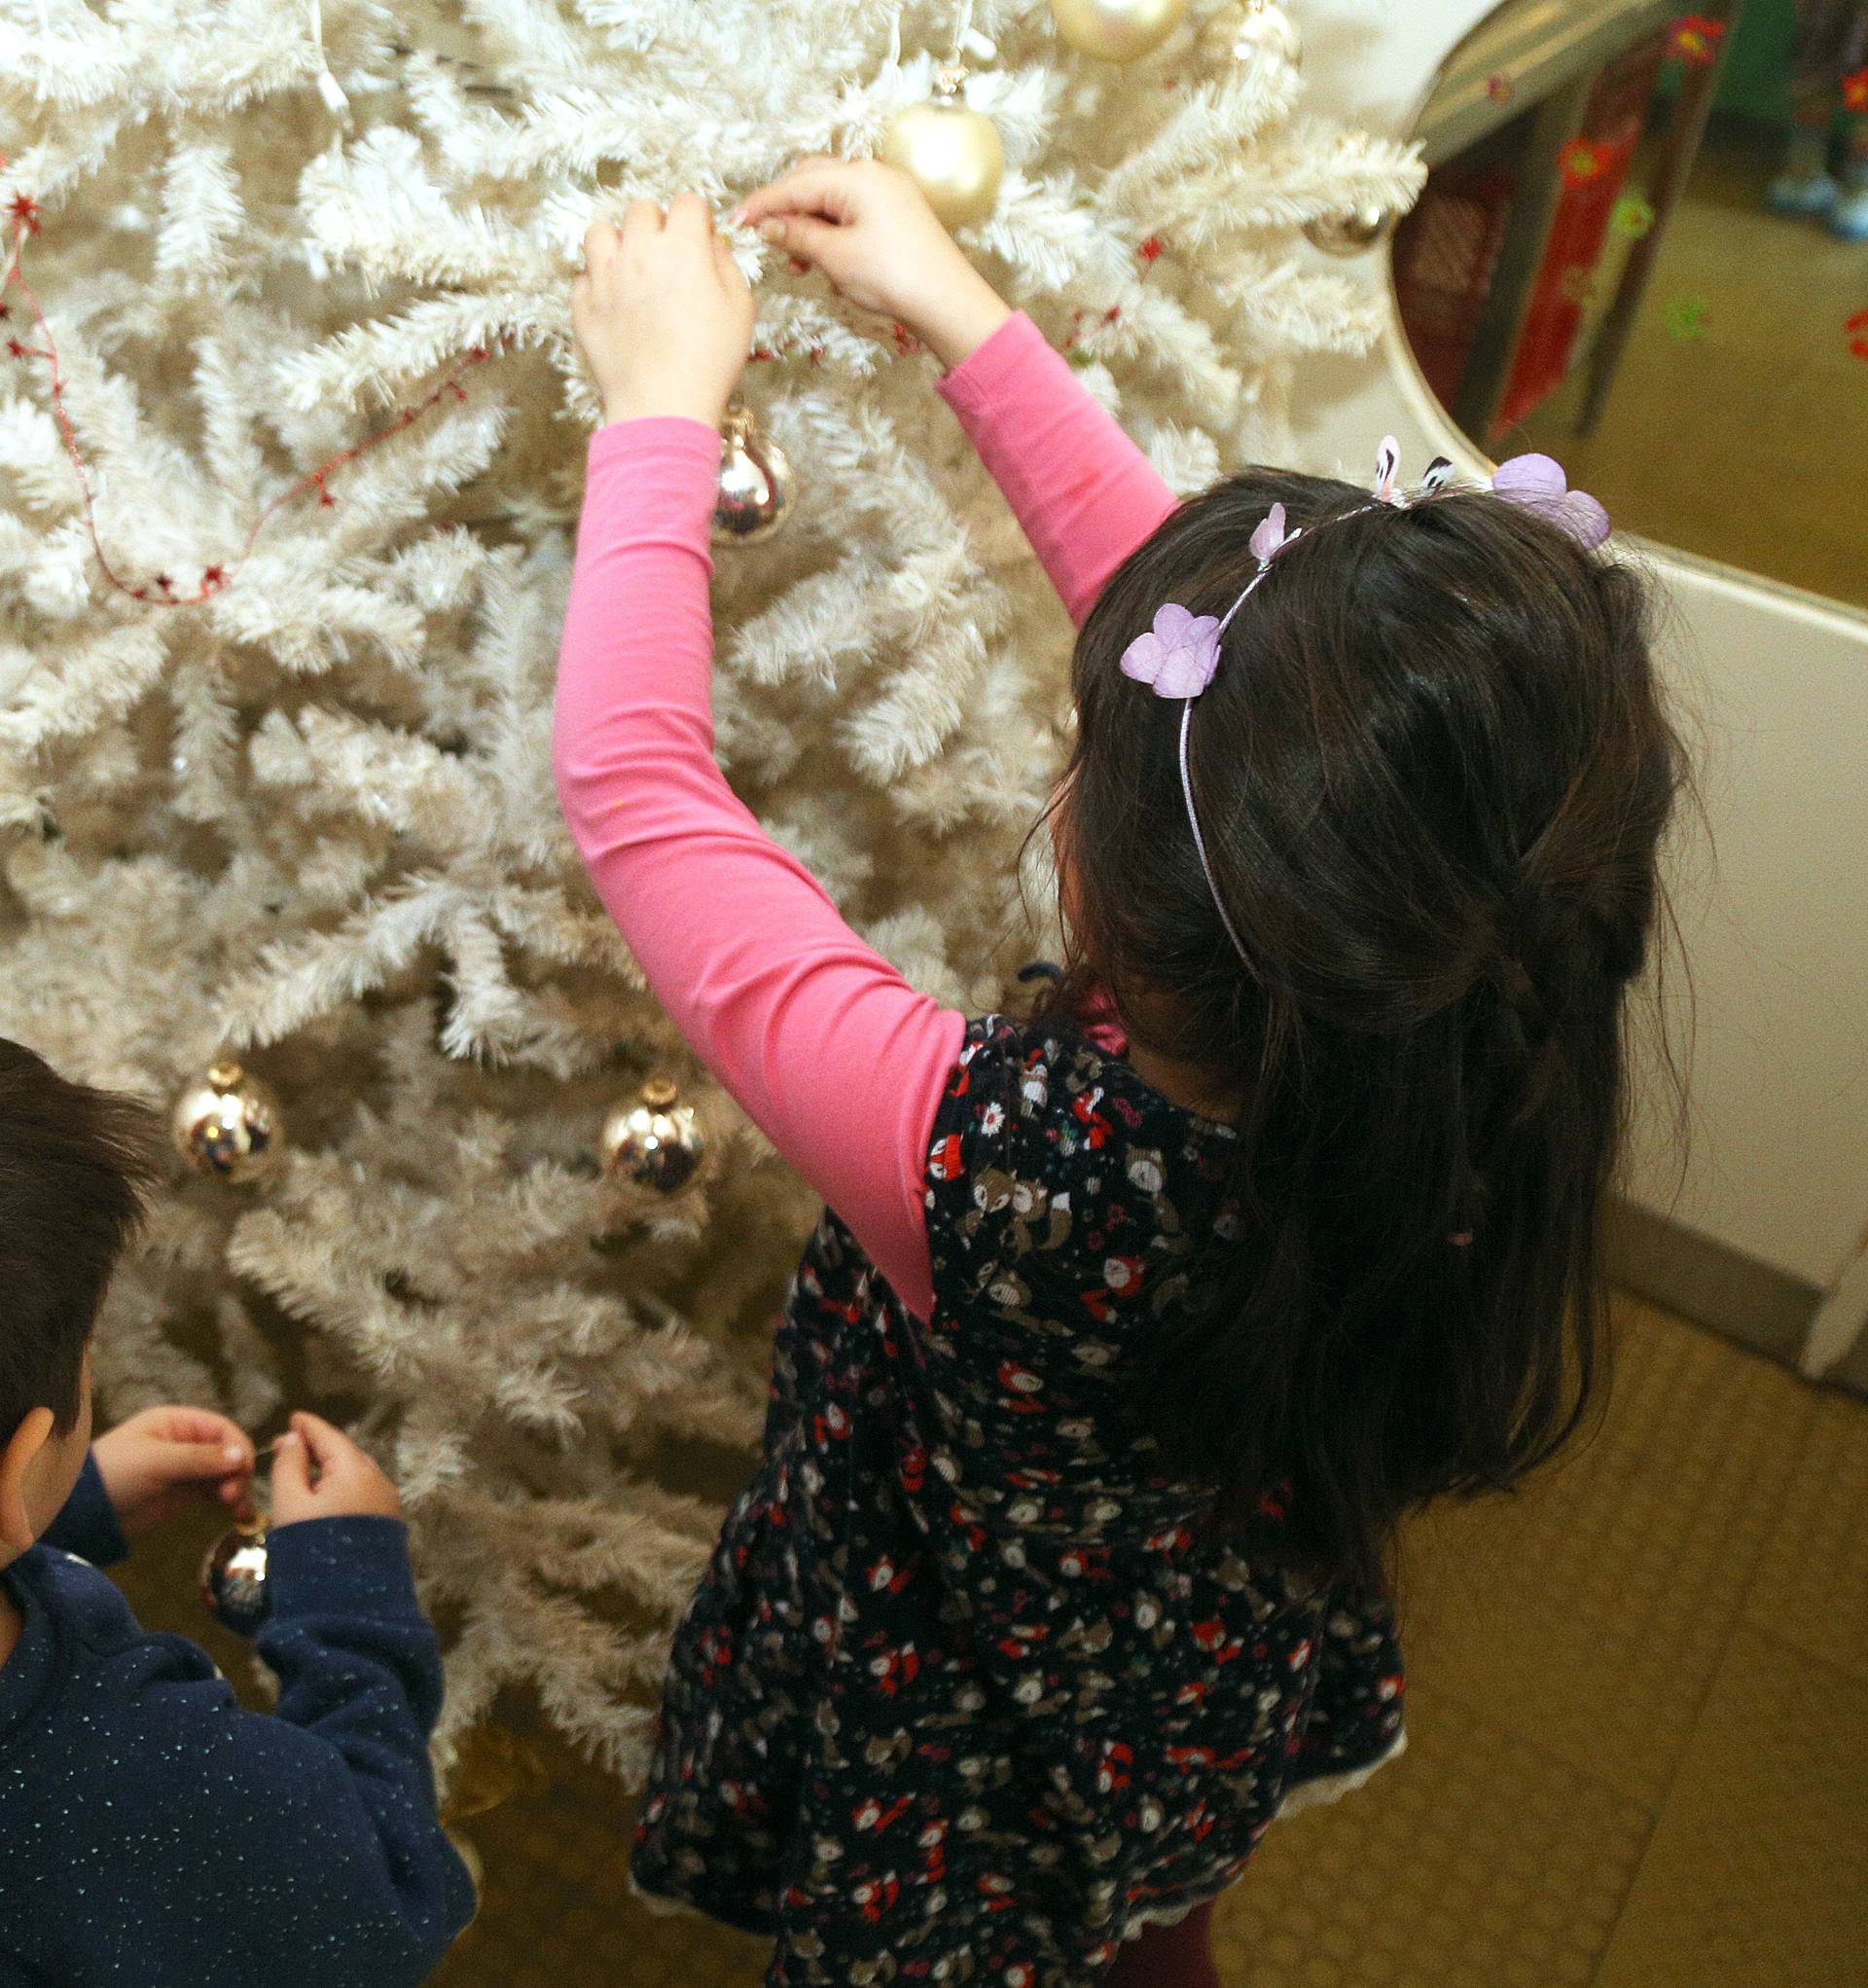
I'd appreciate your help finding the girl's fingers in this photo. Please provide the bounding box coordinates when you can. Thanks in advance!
[619,197,665,241]
[734,163,859,231]
[665,189,713,236]
[759,212,842,267]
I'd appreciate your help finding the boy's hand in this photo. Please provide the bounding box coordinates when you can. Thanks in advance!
[730,157,1012,373]
[92,1406,255,1536]
[572,192,756,430]
[269,1410,403,1528]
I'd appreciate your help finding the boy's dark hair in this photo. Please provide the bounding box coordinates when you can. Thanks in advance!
[0,1038,165,1442]
[1039,466,1695,1592]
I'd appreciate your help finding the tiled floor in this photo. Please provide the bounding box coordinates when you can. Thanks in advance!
[113,1293,1867,1985]
[1515,123,1868,613]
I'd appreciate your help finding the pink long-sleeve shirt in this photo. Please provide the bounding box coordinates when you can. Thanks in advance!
[553,309,1181,1323]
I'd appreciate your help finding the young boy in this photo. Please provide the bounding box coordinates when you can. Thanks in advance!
[0,1036,476,1985]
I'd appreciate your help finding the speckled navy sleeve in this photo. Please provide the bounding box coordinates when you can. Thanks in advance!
[0,1515,473,1986]
[36,1448,128,1567]
[248,1515,477,1959]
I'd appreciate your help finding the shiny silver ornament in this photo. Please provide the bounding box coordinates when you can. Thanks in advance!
[171,1059,283,1181]
[879,64,1004,230]
[1050,0,1187,62]
[1301,202,1398,257]
[600,1075,704,1193]
[1232,1,1302,69]
[200,1521,271,1636]
[711,400,793,545]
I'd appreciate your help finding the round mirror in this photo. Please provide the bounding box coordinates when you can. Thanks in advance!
[1391,0,1868,609]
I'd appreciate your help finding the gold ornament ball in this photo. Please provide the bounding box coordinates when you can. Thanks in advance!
[172,1059,284,1181]
[1050,0,1187,63]
[879,97,1004,230]
[600,1075,705,1193]
[711,404,793,545]
[1301,202,1397,256]
[443,1723,551,1822]
[446,1829,485,1920]
[200,1521,271,1636]
[1233,2,1303,69]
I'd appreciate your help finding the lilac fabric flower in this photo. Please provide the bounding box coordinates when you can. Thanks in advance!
[1491,452,1611,549]
[1119,602,1224,700]
[1248,502,1294,563]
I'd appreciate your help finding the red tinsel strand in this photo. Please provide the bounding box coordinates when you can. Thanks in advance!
[1,195,513,609]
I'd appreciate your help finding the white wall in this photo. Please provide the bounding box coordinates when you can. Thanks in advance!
[1286,1,1868,1307]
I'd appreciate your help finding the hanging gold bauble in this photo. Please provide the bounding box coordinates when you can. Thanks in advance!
[711,399,793,545]
[879,65,1004,230]
[200,1520,271,1636]
[1050,0,1187,63]
[446,1828,485,1920]
[1301,202,1398,256]
[600,1075,704,1193]
[1232,1,1303,70]
[172,1059,284,1181]
[442,1722,552,1822]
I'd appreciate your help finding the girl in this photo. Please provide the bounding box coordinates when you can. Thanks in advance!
[557,162,1685,1987]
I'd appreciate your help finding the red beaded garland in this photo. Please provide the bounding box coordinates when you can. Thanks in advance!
[0,154,512,608]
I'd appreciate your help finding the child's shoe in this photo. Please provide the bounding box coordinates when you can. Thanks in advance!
[1767,127,1837,217]
[1766,165,1839,216]
[1827,167,1868,241]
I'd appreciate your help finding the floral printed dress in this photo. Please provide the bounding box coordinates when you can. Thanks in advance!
[631,1012,1405,1985]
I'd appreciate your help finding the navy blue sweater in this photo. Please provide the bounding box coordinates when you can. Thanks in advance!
[0,1453,475,1986]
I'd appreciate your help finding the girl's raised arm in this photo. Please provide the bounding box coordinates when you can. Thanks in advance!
[934,309,1182,630]
[733,163,1177,631]
[553,416,963,1325]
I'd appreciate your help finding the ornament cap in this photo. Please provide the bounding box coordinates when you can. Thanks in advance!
[640,1075,680,1107]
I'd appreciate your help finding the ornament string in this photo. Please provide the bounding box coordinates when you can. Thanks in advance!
[1,168,512,608]
[305,0,353,118]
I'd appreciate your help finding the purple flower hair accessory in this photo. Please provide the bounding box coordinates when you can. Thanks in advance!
[1491,452,1612,549]
[1118,504,1300,703]
[1249,500,1297,563]
[1118,601,1224,700]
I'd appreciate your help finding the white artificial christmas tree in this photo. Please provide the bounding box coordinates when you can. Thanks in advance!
[0,0,1421,1785]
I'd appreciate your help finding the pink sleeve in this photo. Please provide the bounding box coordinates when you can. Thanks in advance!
[553,321,1174,1327]
[934,309,1183,628]
[553,416,964,1323]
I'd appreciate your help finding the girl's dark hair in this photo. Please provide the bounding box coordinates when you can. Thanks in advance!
[1039,465,1693,1592]
[0,1038,164,1442]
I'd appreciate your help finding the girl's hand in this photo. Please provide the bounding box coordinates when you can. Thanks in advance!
[572,193,756,430]
[92,1405,255,1535]
[730,158,1012,373]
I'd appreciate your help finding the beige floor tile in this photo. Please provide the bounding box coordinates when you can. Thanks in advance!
[1593,1624,1868,1988]
[1399,1298,1816,1808]
[1743,1385,1868,1686]
[1217,1681,1652,1988]
[436,1785,766,1988]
